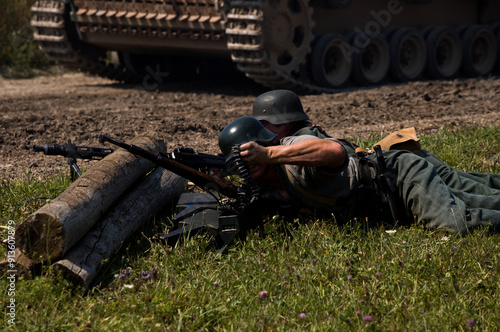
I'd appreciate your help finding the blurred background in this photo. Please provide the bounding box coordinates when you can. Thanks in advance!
[0,0,50,78]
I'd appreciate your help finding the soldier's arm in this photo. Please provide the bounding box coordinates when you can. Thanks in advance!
[239,138,345,168]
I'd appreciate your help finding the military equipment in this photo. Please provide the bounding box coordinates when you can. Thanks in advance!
[34,141,228,180]
[252,90,309,125]
[31,1,500,92]
[98,133,285,253]
[357,145,408,225]
[33,141,114,180]
[218,116,277,161]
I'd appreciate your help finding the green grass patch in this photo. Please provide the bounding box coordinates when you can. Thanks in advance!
[0,0,50,78]
[1,125,500,330]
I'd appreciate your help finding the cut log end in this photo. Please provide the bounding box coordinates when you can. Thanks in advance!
[0,249,34,279]
[52,259,89,289]
[15,213,64,263]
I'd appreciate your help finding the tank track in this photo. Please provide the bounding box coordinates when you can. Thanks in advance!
[31,0,139,82]
[226,0,329,93]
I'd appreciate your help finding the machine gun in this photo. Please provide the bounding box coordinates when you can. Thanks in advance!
[98,134,279,253]
[34,140,229,181]
[33,140,114,180]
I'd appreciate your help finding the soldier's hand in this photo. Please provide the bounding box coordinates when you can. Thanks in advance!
[238,141,269,165]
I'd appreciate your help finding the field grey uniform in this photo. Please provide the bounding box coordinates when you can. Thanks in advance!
[274,135,500,234]
[420,150,500,193]
[292,126,500,210]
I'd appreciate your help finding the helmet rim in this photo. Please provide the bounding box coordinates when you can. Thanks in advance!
[219,116,277,161]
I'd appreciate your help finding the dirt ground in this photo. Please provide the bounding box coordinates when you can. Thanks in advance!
[1,72,499,180]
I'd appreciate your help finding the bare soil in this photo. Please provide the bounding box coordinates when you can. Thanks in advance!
[1,73,499,180]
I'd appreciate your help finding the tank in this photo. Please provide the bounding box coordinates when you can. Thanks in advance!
[31,0,500,91]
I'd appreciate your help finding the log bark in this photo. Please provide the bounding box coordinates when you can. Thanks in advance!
[0,249,34,279]
[15,132,165,263]
[52,169,187,289]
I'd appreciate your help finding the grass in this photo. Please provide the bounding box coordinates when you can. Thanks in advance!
[0,0,50,78]
[1,125,500,330]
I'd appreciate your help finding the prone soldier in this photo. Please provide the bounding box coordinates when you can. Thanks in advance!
[251,90,500,196]
[219,115,500,233]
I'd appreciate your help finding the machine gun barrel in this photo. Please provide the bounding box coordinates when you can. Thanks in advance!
[98,134,239,199]
[33,143,113,160]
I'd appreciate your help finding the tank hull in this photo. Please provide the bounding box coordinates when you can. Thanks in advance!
[32,0,500,91]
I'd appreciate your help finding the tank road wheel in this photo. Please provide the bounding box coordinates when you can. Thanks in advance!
[425,27,462,79]
[461,25,498,77]
[351,34,390,86]
[388,28,427,82]
[261,0,315,77]
[311,34,352,88]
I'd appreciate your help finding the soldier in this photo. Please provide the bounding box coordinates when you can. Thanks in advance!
[219,116,500,233]
[251,90,500,194]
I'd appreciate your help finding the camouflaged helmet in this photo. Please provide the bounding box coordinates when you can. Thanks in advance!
[219,116,277,161]
[252,90,309,125]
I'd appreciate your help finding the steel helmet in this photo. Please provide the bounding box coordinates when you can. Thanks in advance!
[219,116,277,161]
[252,90,309,125]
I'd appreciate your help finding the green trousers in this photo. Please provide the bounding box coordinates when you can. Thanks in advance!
[420,150,500,193]
[374,150,500,234]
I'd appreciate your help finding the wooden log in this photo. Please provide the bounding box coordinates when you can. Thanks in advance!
[52,168,187,289]
[15,132,165,263]
[0,248,34,279]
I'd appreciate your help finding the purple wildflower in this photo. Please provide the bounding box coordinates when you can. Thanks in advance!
[466,319,475,327]
[356,311,362,317]
[142,274,151,280]
[259,290,269,298]
[363,316,373,322]
[117,274,125,280]
[453,265,459,270]
[347,274,352,280]
[375,272,382,277]
[214,281,219,286]
[345,318,351,323]
[431,129,437,133]
[299,313,306,319]
[123,269,131,275]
